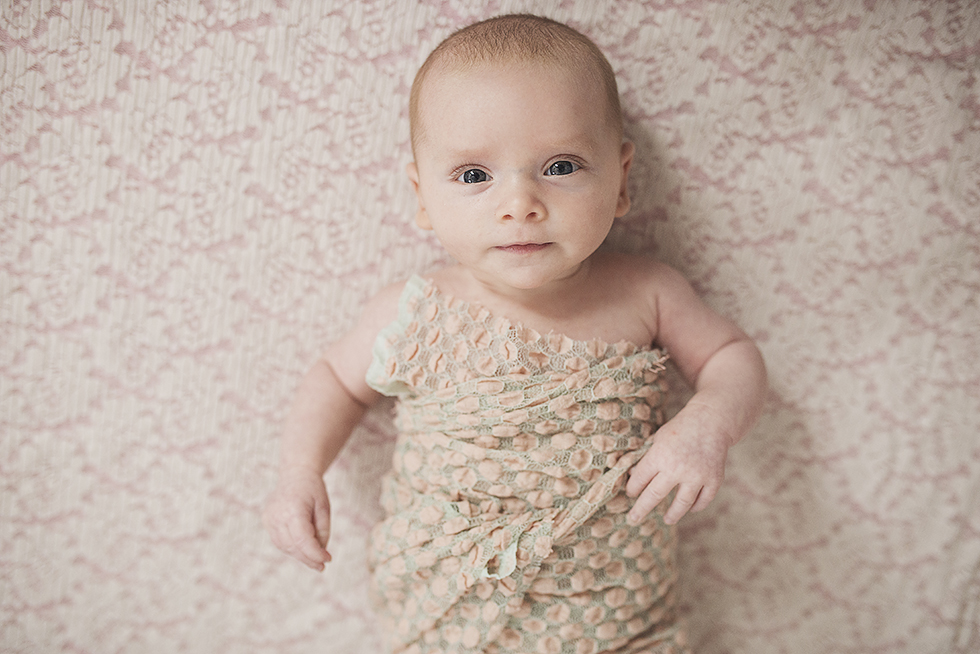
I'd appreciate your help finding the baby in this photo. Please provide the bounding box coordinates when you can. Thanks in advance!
[264,14,767,654]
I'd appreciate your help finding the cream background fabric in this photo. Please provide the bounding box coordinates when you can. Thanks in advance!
[2,1,978,652]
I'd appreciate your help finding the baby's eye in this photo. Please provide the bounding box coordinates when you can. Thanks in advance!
[545,160,579,176]
[457,169,489,184]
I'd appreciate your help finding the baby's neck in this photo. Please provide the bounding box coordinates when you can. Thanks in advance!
[444,259,594,314]
[424,253,656,346]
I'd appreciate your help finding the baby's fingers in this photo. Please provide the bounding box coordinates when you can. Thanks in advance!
[662,485,703,525]
[689,482,718,515]
[626,472,675,526]
[286,515,331,570]
[311,500,332,559]
[265,499,330,571]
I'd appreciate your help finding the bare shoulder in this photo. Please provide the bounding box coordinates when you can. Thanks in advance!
[551,252,692,346]
[321,278,409,404]
[598,252,723,327]
[358,278,409,331]
[594,251,693,296]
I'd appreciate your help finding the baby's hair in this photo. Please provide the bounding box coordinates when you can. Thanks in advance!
[409,14,623,154]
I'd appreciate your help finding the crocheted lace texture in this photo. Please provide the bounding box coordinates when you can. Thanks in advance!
[366,275,690,654]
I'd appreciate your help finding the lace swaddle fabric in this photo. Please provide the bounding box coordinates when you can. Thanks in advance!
[366,276,691,654]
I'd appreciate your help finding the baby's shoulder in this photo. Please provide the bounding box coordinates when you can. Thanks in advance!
[355,278,411,332]
[358,269,473,327]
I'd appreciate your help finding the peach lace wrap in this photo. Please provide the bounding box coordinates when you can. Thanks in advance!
[365,276,690,654]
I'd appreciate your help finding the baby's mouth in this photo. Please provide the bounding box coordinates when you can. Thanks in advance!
[496,242,551,254]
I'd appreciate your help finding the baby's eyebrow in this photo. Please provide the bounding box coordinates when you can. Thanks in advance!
[550,133,603,152]
[441,147,489,162]
[441,136,602,164]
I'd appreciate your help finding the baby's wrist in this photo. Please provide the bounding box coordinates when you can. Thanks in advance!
[277,461,326,479]
[681,398,740,448]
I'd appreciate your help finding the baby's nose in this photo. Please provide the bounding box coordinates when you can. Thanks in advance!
[496,175,546,222]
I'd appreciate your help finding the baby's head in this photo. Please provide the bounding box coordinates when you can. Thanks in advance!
[409,14,624,155]
[405,15,634,292]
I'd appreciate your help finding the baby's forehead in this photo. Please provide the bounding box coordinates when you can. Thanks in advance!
[411,60,621,159]
[418,57,605,109]
[410,48,623,153]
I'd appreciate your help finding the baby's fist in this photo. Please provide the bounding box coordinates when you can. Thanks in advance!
[263,468,333,571]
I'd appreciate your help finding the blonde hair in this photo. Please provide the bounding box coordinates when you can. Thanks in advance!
[409,14,623,153]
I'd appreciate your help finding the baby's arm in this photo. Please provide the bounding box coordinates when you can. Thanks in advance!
[625,263,767,525]
[262,283,402,570]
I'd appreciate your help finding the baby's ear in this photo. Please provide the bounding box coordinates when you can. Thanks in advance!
[405,162,432,230]
[615,141,635,218]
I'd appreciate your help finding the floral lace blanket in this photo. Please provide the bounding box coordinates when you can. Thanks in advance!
[365,275,691,654]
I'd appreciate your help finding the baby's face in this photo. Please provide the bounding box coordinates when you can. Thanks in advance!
[407,60,633,294]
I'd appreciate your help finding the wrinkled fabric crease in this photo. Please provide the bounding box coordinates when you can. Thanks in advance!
[366,276,689,653]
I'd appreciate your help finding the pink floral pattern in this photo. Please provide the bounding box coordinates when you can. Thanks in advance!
[1,1,978,653]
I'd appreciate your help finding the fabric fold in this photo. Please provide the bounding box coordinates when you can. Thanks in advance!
[366,276,690,654]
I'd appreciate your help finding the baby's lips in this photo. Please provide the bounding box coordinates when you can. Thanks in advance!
[495,242,552,254]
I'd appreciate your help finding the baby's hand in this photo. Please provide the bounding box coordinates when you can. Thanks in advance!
[625,404,732,525]
[262,466,333,571]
